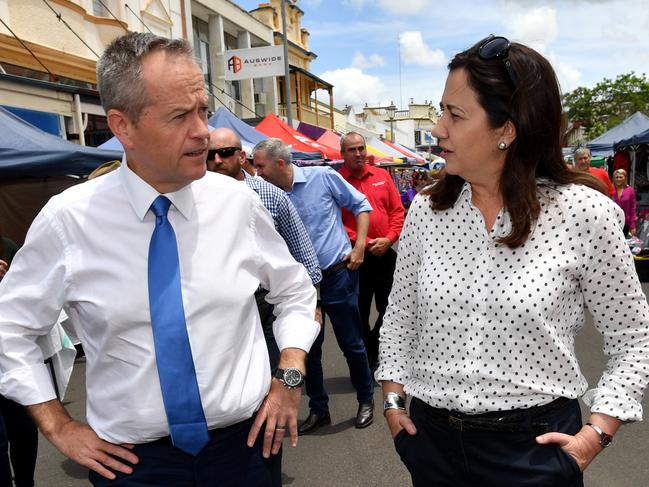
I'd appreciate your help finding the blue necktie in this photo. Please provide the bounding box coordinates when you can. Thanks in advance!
[147,196,210,456]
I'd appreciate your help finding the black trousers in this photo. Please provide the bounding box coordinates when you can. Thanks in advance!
[89,416,280,487]
[0,412,12,487]
[0,395,38,487]
[394,397,584,487]
[358,248,397,366]
[255,289,280,376]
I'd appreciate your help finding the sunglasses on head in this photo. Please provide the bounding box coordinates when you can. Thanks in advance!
[207,147,241,160]
[477,34,517,87]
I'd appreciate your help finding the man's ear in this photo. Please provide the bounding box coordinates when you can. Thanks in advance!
[276,158,286,169]
[106,108,136,151]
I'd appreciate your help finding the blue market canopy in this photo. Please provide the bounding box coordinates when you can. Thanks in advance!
[98,124,217,151]
[588,112,649,157]
[209,107,322,161]
[614,127,649,151]
[0,106,122,177]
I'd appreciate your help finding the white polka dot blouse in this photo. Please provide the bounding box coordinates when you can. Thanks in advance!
[376,181,649,421]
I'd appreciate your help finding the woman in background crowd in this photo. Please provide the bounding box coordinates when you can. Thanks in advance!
[612,168,637,236]
[377,34,649,486]
[401,170,433,209]
[0,225,38,487]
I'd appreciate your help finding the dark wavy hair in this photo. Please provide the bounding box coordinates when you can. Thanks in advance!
[425,38,605,248]
[0,223,6,261]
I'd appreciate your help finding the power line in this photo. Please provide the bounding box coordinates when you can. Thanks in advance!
[0,17,56,81]
[95,0,129,33]
[124,3,152,34]
[41,0,100,58]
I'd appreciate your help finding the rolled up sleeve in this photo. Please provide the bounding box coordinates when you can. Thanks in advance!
[580,201,649,421]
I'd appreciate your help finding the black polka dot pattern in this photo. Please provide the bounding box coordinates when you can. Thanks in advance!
[376,181,649,421]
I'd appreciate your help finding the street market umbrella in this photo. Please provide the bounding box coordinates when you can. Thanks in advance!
[382,139,426,164]
[257,113,341,160]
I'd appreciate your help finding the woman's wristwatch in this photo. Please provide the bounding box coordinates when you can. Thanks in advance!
[585,423,613,448]
[383,392,406,414]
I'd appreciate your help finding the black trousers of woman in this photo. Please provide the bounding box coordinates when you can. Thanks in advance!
[0,395,38,487]
[394,397,584,487]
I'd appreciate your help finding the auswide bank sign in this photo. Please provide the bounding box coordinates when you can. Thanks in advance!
[223,45,285,81]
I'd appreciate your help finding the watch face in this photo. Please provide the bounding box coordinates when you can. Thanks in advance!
[601,434,613,447]
[283,368,303,387]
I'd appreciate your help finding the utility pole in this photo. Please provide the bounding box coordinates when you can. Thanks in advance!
[280,0,292,125]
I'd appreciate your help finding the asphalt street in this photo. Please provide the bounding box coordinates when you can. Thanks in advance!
[32,284,649,486]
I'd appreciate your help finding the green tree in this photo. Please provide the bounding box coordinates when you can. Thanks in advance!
[563,72,649,140]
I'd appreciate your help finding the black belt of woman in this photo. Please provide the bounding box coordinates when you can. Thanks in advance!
[419,397,571,433]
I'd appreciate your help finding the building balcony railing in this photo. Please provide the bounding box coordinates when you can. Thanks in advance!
[278,102,333,129]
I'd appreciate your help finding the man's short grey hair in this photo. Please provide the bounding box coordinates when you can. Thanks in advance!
[574,147,591,158]
[340,131,366,152]
[97,32,196,123]
[252,138,292,164]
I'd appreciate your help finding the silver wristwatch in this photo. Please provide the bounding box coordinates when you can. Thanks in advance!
[274,367,305,389]
[383,392,406,413]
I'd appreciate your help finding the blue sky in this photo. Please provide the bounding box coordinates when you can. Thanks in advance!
[235,0,649,111]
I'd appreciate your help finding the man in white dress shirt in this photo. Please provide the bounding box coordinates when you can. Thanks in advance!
[0,33,318,486]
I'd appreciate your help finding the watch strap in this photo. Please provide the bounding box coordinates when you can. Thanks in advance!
[274,367,304,388]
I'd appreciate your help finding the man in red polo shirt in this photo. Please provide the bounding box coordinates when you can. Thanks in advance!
[574,147,614,197]
[339,132,404,370]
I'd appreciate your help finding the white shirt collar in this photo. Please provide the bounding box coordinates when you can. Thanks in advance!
[119,155,195,221]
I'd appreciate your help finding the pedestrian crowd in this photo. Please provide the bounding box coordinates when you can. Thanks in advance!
[1,31,649,487]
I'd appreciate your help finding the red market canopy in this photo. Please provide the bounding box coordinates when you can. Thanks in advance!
[381,139,426,164]
[256,113,341,160]
[316,129,395,164]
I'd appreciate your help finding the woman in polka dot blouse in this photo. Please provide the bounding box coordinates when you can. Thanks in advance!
[376,35,649,486]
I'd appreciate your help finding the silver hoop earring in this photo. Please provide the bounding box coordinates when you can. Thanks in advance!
[498,141,507,150]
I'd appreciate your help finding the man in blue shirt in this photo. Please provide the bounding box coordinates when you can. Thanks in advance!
[252,138,375,434]
[208,128,322,373]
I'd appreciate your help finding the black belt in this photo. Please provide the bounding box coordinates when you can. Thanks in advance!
[148,417,254,446]
[417,397,572,433]
[322,260,347,278]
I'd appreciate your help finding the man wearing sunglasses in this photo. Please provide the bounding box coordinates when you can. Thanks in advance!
[207,128,322,374]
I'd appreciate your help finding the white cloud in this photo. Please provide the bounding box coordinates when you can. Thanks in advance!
[351,52,386,69]
[318,67,387,107]
[551,57,582,92]
[399,31,446,67]
[505,6,558,54]
[377,0,434,14]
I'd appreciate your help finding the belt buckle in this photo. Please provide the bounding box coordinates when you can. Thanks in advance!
[448,415,463,431]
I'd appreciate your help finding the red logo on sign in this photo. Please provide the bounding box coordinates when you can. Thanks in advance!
[228,56,242,74]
